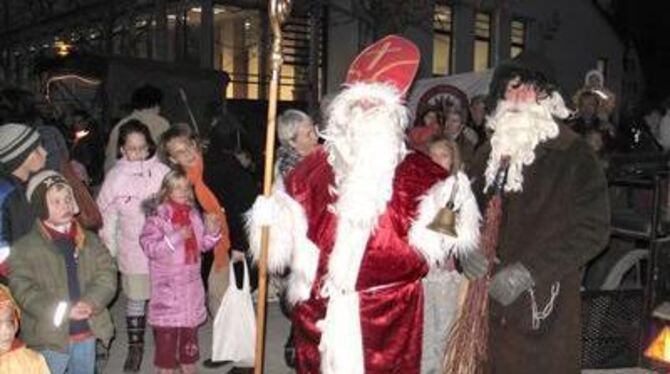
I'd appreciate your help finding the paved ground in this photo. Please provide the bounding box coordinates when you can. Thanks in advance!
[584,371,655,374]
[101,294,657,373]
[103,294,292,373]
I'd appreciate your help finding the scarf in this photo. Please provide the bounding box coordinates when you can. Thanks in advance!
[186,154,230,271]
[168,200,198,264]
[41,220,86,249]
[41,220,90,335]
[276,145,303,178]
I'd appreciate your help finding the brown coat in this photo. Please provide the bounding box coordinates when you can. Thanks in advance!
[469,124,610,374]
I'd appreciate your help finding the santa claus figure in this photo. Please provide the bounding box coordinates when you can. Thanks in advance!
[247,35,481,373]
[469,52,610,373]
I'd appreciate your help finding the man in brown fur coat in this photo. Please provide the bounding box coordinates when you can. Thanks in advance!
[469,52,610,374]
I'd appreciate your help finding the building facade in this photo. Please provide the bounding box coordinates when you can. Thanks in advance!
[0,0,643,114]
[326,0,643,113]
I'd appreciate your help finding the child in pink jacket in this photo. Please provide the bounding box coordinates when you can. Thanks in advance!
[96,120,169,372]
[140,169,221,374]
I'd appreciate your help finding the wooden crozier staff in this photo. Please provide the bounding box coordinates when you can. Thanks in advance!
[254,0,291,373]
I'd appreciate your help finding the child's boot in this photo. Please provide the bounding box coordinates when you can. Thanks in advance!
[123,316,146,372]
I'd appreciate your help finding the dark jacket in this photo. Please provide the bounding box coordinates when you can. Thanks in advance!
[36,125,68,172]
[9,222,117,351]
[470,124,610,374]
[204,150,258,252]
[0,175,35,245]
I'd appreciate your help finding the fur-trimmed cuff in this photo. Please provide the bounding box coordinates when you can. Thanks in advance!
[246,190,303,273]
[408,171,481,268]
[286,237,320,305]
[245,190,319,304]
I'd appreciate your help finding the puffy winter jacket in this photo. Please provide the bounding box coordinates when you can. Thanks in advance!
[97,155,170,274]
[140,203,220,327]
[9,223,117,351]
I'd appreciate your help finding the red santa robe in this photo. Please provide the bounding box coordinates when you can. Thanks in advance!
[288,148,446,373]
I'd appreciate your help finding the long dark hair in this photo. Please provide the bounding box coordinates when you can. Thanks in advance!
[117,119,156,159]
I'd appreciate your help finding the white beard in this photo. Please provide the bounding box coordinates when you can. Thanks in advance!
[484,95,564,193]
[320,82,408,291]
[315,82,409,374]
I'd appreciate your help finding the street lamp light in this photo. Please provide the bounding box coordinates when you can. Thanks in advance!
[54,41,72,57]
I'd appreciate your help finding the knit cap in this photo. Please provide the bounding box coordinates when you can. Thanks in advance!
[26,170,78,220]
[0,123,41,173]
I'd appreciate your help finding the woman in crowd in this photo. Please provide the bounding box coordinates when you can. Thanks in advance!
[443,109,477,170]
[202,115,260,368]
[467,95,489,148]
[274,109,320,368]
[275,109,320,187]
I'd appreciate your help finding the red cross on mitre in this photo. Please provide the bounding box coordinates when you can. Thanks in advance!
[345,34,420,97]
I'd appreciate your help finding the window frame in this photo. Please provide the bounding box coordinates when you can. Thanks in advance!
[510,17,527,58]
[432,2,453,76]
[473,10,492,72]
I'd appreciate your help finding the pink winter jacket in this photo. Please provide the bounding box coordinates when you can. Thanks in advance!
[140,203,220,328]
[97,155,170,274]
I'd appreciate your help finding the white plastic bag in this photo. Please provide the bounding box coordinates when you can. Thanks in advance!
[212,259,256,365]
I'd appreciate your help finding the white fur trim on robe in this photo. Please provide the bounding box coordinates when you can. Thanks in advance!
[318,292,365,374]
[408,171,481,267]
[245,189,319,304]
[316,82,409,374]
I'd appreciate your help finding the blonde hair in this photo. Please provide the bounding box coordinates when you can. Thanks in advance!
[427,135,462,172]
[158,123,199,167]
[158,169,194,205]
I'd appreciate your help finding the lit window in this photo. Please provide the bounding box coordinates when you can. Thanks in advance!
[215,8,261,100]
[214,6,317,101]
[433,4,452,76]
[510,19,526,58]
[473,12,491,72]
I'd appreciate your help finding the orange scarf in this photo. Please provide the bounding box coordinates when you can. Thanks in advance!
[186,154,231,272]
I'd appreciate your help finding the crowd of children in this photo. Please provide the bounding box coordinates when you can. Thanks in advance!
[0,85,236,372]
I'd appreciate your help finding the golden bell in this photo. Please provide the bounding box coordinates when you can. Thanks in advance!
[427,203,458,236]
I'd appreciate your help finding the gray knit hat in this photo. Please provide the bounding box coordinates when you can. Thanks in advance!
[26,170,78,220]
[0,123,41,173]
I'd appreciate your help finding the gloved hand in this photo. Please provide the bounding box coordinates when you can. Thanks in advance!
[488,262,534,306]
[458,249,489,280]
